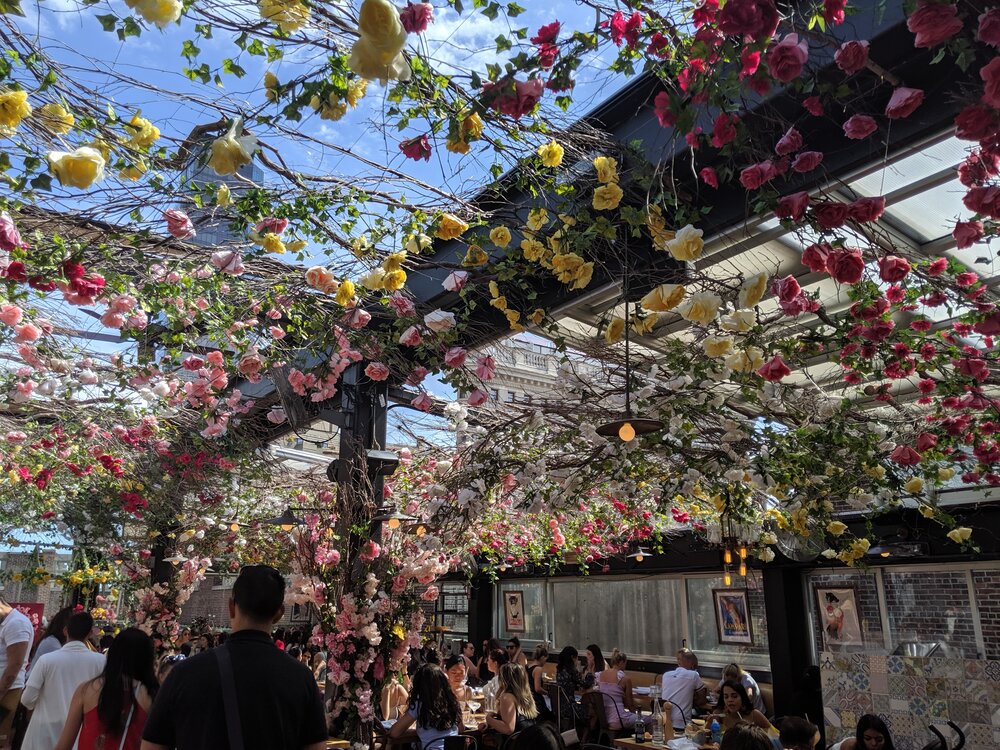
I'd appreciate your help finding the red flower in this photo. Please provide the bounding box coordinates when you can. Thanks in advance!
[803,96,824,116]
[653,91,675,127]
[975,311,1000,335]
[530,20,560,45]
[955,104,998,141]
[979,8,1000,47]
[766,34,808,82]
[907,1,963,48]
[964,186,1000,219]
[72,274,106,298]
[791,151,823,172]
[885,87,924,119]
[849,196,886,223]
[813,202,850,229]
[827,247,865,284]
[537,43,559,69]
[954,220,984,249]
[775,127,802,155]
[699,167,719,188]
[877,256,911,283]
[890,445,922,465]
[775,191,810,221]
[981,57,1000,109]
[693,0,718,27]
[927,257,949,276]
[824,0,847,25]
[647,32,672,59]
[609,11,642,48]
[771,275,801,303]
[739,160,777,190]
[3,261,26,282]
[758,355,791,382]
[28,276,56,292]
[62,260,86,280]
[834,40,869,74]
[801,243,831,273]
[717,0,779,39]
[843,114,878,139]
[710,112,739,148]
[400,134,432,161]
[916,433,938,452]
[399,2,433,34]
[958,151,999,187]
[739,48,761,78]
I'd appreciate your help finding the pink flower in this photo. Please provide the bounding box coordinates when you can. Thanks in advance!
[834,40,869,74]
[13,323,41,342]
[531,20,560,45]
[608,11,642,48]
[803,96,824,116]
[400,134,432,161]
[775,192,810,221]
[927,257,949,276]
[916,432,938,452]
[890,444,922,465]
[210,250,245,275]
[813,202,851,229]
[757,355,791,382]
[878,256,911,282]
[717,0,779,38]
[954,220,984,249]
[388,293,416,318]
[444,347,467,368]
[654,91,675,128]
[843,114,878,140]
[255,217,288,235]
[979,7,1000,46]
[981,58,1000,108]
[411,392,433,412]
[0,304,23,326]
[399,1,433,34]
[791,151,823,173]
[739,48,760,78]
[739,160,777,190]
[269,326,285,339]
[266,407,286,425]
[0,212,26,252]
[848,196,886,223]
[824,0,847,24]
[711,112,739,148]
[964,185,1000,218]
[365,362,390,381]
[343,308,371,329]
[827,247,865,284]
[772,275,801,303]
[907,1,963,48]
[700,167,719,188]
[885,87,924,119]
[399,325,423,347]
[442,271,468,293]
[775,127,802,155]
[468,388,489,406]
[955,104,999,141]
[360,540,381,562]
[475,355,497,381]
[164,209,196,239]
[421,585,440,602]
[766,34,808,83]
[406,366,428,385]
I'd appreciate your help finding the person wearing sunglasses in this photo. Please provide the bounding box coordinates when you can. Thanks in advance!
[506,638,527,667]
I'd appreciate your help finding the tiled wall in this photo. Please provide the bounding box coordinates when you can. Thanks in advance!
[820,651,1000,750]
[972,570,1000,660]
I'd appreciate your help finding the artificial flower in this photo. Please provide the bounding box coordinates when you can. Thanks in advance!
[640,283,686,312]
[490,226,512,247]
[537,140,564,167]
[593,155,619,183]
[592,183,624,211]
[678,292,721,326]
[0,89,30,134]
[259,0,310,33]
[665,224,704,261]
[47,147,106,189]
[738,272,768,309]
[435,213,468,240]
[36,102,74,135]
[208,118,256,176]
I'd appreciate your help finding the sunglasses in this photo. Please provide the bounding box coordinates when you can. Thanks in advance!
[507,645,516,649]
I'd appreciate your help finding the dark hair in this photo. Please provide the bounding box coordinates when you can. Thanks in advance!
[408,664,461,731]
[586,644,606,671]
[506,722,567,750]
[856,714,894,750]
[489,648,509,668]
[288,646,302,659]
[444,654,464,671]
[507,636,520,648]
[720,722,773,750]
[232,565,285,622]
[66,612,94,641]
[779,716,819,750]
[99,634,114,651]
[179,642,192,657]
[486,637,502,653]
[41,607,74,646]
[720,679,754,714]
[532,644,549,662]
[95,628,158,734]
[556,646,579,673]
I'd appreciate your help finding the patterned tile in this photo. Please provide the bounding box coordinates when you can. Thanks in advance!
[823,706,842,729]
[985,661,1000,682]
[869,655,887,675]
[927,699,949,720]
[850,654,871,675]
[925,677,949,700]
[967,660,986,680]
[966,722,995,747]
[869,672,888,694]
[991,705,1000,727]
[888,675,909,695]
[968,701,991,724]
[887,656,905,674]
[928,658,963,678]
[849,671,871,692]
[950,700,971,723]
[872,693,890,714]
[909,696,930,715]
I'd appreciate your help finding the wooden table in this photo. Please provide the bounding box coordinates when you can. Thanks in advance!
[612,738,717,749]
[326,740,350,749]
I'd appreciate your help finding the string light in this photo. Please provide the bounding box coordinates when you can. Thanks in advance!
[723,570,732,587]
[618,422,636,442]
[738,545,747,560]
[723,549,732,565]
[739,561,747,577]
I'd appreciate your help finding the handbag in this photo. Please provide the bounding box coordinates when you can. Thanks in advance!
[560,727,579,746]
[214,645,246,750]
[118,702,136,750]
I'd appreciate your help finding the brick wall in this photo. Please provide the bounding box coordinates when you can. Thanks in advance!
[973,570,1000,659]
[809,570,884,655]
[883,569,978,658]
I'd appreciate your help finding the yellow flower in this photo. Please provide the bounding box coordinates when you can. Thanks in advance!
[490,226,512,248]
[640,283,686,312]
[435,213,468,240]
[383,269,407,291]
[446,138,470,155]
[405,234,431,254]
[0,89,31,134]
[947,527,972,544]
[702,336,734,358]
[593,155,618,184]
[528,308,545,325]
[310,93,347,122]
[383,251,407,272]
[36,102,74,135]
[360,269,385,290]
[826,520,848,536]
[259,0,310,32]
[604,317,625,344]
[918,504,935,519]
[47,146,106,189]
[349,0,410,84]
[725,346,764,373]
[904,477,924,494]
[521,238,546,263]
[264,71,280,102]
[665,224,704,261]
[346,78,368,108]
[526,208,548,232]
[125,0,182,28]
[463,112,484,139]
[537,140,564,168]
[351,234,371,257]
[490,295,508,311]
[865,464,885,479]
[738,272,768,309]
[208,118,256,176]
[720,310,755,333]
[678,292,721,326]
[592,183,624,211]
[217,184,232,207]
[505,309,523,330]
[572,262,594,289]
[937,467,955,481]
[119,159,147,181]
[287,239,307,252]
[261,233,286,254]
[488,281,500,298]
[335,279,356,306]
[632,314,656,335]
[552,252,585,284]
[559,213,577,227]
[462,245,488,267]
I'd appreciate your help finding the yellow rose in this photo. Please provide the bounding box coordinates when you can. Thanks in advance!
[632,314,656,334]
[383,251,407,272]
[521,238,546,263]
[947,527,972,544]
[665,224,704,261]
[918,504,935,519]
[593,183,624,211]
[904,477,924,494]
[446,137,470,155]
[604,317,625,344]
[490,295,508,311]
[264,71,280,102]
[571,262,593,290]
[359,269,385,290]
[537,141,564,168]
[349,0,410,83]
[261,233,286,254]
[125,0,182,28]
[559,213,577,227]
[593,155,618,184]
[725,346,764,373]
[490,226,512,248]
[48,146,106,189]
[346,78,368,108]
[287,239,307,253]
[937,467,955,481]
[405,234,431,254]
[528,308,545,325]
[335,279,356,306]
[463,112,484,139]
[640,283,686,312]
[36,102,74,135]
[677,291,721,326]
[0,89,31,134]
[720,310,756,333]
[217,184,232,207]
[866,464,886,479]
[702,336,734,358]
[505,309,523,330]
[462,245,488,267]
[826,520,848,536]
[311,93,347,121]
[738,271,768,309]
[208,118,256,176]
[488,281,500,298]
[551,252,584,284]
[526,208,548,232]
[259,0,310,32]
[119,159,147,181]
[435,213,468,240]
[383,269,407,291]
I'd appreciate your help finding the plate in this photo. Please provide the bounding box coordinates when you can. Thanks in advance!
[634,686,651,695]
[381,720,395,729]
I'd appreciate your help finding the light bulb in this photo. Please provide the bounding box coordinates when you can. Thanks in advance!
[415,525,427,537]
[723,549,733,565]
[230,523,239,532]
[880,551,890,558]
[738,545,747,560]
[739,562,747,577]
[280,524,294,532]
[723,571,732,586]
[499,564,508,572]
[618,422,636,441]
[635,553,644,563]
[387,517,401,530]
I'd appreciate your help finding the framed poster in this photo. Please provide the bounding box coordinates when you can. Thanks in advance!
[712,589,753,645]
[815,586,863,650]
[503,590,525,633]
[10,603,44,634]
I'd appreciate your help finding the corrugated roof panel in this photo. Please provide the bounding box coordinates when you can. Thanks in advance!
[848,135,968,198]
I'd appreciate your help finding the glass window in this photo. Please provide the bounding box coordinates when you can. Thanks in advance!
[497,581,547,645]
[686,576,770,670]
[883,569,977,658]
[504,391,515,403]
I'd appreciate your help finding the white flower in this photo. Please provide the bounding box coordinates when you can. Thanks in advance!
[758,548,775,563]
[423,309,456,332]
[442,270,468,292]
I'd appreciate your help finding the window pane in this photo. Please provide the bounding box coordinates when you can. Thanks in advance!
[498,581,547,645]
[806,570,885,655]
[883,569,977,658]
[686,576,770,670]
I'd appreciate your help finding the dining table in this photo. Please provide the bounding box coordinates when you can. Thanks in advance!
[612,738,718,750]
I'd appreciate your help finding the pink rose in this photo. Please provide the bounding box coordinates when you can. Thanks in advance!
[757,355,791,382]
[878,256,911,282]
[210,250,245,275]
[365,362,390,381]
[803,96,824,116]
[981,57,1000,108]
[849,196,886,223]
[343,308,371,329]
[255,216,288,235]
[399,1,433,34]
[813,202,851,229]
[824,0,846,24]
[14,323,42,342]
[444,346,467,368]
[359,540,381,562]
[654,91,675,128]
[700,167,719,188]
[916,432,938,452]
[834,40,869,74]
[0,304,23,326]
[739,160,776,190]
[955,103,999,141]
[475,355,497,380]
[467,388,489,406]
[907,1,963,48]
[954,220,984,249]
[531,20,560,45]
[775,191,810,221]
[772,275,801,303]
[890,444,922,465]
[791,151,824,172]
[388,293,416,318]
[964,185,1000,219]
[411,393,433,412]
[164,209,196,240]
[979,7,1000,46]
[0,212,26,252]
[801,243,830,273]
[927,257,949,276]
[406,366,428,385]
[420,585,440,602]
[711,112,739,148]
[442,270,468,292]
[775,127,803,155]
[717,0,779,39]
[843,114,878,139]
[399,325,423,347]
[885,87,924,119]
[827,247,865,284]
[400,134,432,162]
[766,34,809,83]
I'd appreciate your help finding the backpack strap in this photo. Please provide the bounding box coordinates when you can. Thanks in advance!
[214,645,245,750]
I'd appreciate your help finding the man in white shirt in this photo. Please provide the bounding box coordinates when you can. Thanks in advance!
[21,611,105,750]
[660,648,707,731]
[0,598,34,750]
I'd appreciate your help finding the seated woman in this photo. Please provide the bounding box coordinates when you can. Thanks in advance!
[482,663,539,742]
[723,663,765,714]
[389,664,462,750]
[596,649,637,731]
[585,643,609,683]
[831,714,895,750]
[445,654,473,703]
[722,722,775,750]
[712,680,771,732]
[478,638,502,684]
[482,647,509,710]
[525,644,551,718]
[555,646,593,729]
[779,716,821,750]
[380,671,409,721]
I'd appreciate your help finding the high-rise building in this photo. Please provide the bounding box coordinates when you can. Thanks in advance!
[182,160,263,247]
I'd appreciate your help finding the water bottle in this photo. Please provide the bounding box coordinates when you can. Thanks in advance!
[651,697,663,743]
[634,708,646,743]
[710,718,722,744]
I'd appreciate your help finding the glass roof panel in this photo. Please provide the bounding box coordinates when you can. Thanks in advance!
[848,135,968,198]
[882,183,969,244]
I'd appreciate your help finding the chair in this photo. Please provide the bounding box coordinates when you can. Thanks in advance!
[581,746,617,750]
[505,723,566,750]
[443,737,477,750]
[579,691,613,746]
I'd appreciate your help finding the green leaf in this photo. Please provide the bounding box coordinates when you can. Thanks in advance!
[266,44,283,63]
[38,69,57,92]
[29,173,51,191]
[118,17,140,40]
[95,14,117,32]
[181,40,200,62]
[222,58,246,77]
[495,34,512,53]
[929,47,946,65]
[246,38,265,56]
[507,2,525,17]
[482,1,500,19]
[0,0,24,16]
